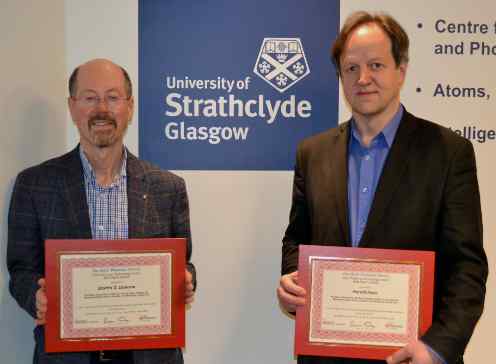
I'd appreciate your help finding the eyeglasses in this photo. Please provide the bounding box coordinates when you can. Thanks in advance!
[72,94,130,109]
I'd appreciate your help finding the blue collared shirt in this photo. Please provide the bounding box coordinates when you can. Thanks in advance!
[80,147,129,240]
[348,106,403,247]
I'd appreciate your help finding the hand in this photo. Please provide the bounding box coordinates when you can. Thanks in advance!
[277,271,306,313]
[185,269,195,304]
[35,278,47,325]
[387,340,442,364]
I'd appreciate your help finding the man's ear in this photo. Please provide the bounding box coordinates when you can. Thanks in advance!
[398,62,408,84]
[68,97,77,124]
[127,96,135,124]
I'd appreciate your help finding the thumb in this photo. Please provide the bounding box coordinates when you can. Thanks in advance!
[185,269,192,282]
[38,278,46,289]
[387,346,410,364]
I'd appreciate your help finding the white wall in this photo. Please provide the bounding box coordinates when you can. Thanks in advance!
[1,1,493,363]
[0,1,67,362]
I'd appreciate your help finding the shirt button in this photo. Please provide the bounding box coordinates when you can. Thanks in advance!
[364,155,370,161]
[362,187,368,193]
[98,225,104,231]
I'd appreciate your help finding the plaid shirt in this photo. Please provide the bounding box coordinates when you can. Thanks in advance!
[80,147,128,240]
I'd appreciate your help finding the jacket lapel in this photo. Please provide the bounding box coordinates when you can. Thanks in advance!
[332,122,351,244]
[60,147,92,239]
[127,152,150,239]
[360,111,419,246]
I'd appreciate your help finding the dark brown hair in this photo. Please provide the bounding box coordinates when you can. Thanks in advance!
[331,11,409,75]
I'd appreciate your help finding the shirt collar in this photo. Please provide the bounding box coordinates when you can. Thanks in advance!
[79,146,128,183]
[350,104,404,148]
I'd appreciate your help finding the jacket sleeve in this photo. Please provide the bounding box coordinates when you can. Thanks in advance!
[171,175,197,291]
[421,138,488,363]
[7,171,44,319]
[281,144,311,275]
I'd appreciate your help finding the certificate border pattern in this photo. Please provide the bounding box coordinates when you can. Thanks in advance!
[60,254,171,339]
[309,259,419,346]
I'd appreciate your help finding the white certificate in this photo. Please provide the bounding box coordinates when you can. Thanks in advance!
[308,258,420,347]
[59,252,171,339]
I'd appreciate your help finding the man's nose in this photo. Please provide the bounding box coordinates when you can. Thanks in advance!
[358,68,372,85]
[95,98,110,110]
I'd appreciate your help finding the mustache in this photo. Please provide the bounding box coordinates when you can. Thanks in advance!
[88,112,116,127]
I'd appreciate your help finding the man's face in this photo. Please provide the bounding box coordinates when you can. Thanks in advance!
[340,23,406,121]
[68,60,134,151]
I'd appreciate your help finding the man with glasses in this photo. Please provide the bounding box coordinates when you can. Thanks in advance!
[7,58,196,364]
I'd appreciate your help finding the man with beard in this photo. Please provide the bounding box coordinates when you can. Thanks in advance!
[277,12,487,364]
[7,59,196,364]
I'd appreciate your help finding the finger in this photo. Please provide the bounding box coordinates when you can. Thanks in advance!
[387,347,411,364]
[185,271,194,294]
[185,269,192,284]
[185,294,195,304]
[291,271,301,284]
[277,292,296,312]
[185,282,194,292]
[36,299,47,314]
[280,272,306,297]
[36,309,47,326]
[36,287,48,306]
[185,286,195,304]
[38,278,46,289]
[185,284,194,297]
[277,286,305,312]
[35,279,47,313]
[184,271,195,304]
[36,301,47,313]
[36,291,48,304]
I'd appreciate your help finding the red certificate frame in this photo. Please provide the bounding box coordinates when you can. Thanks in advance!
[295,245,434,360]
[44,238,186,353]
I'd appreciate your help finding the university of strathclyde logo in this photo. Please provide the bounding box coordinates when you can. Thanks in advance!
[253,38,310,93]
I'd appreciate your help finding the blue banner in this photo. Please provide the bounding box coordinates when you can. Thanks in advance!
[139,0,340,170]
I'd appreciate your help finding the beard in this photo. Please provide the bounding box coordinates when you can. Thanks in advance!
[88,112,120,148]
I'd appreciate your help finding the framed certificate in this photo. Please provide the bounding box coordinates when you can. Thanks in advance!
[44,238,186,353]
[295,245,434,360]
